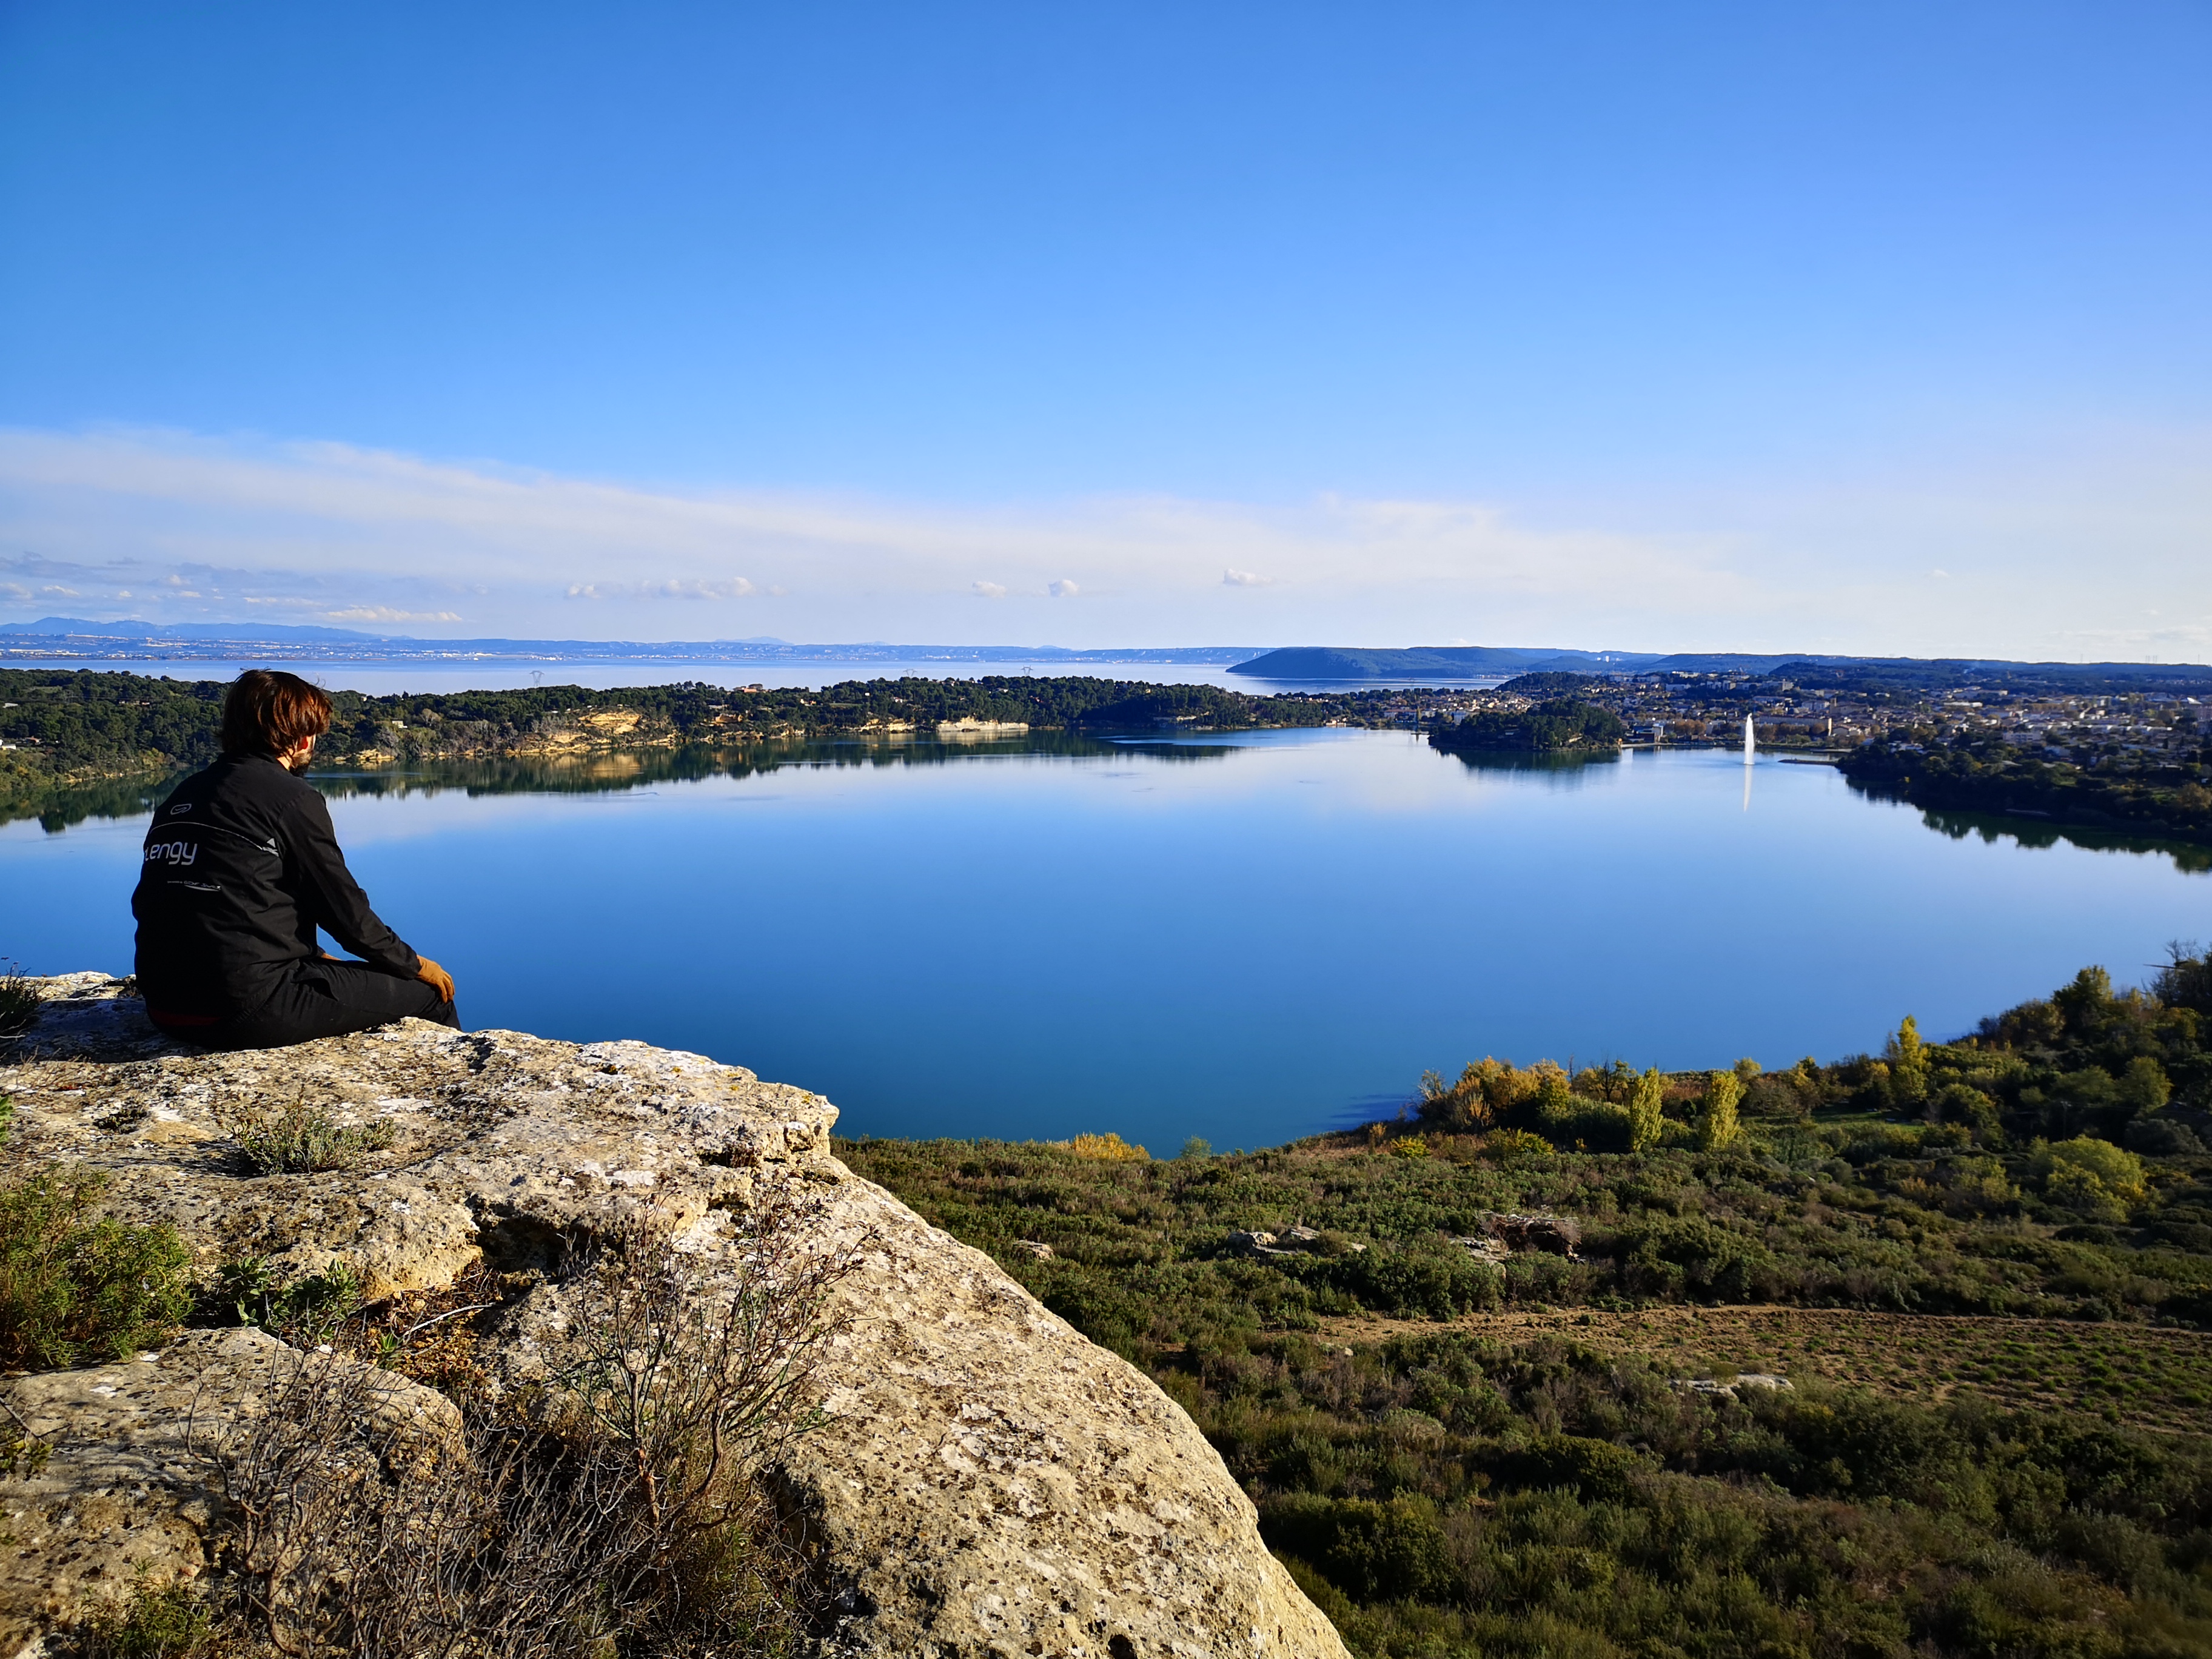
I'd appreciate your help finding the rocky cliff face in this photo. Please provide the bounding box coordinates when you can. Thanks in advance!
[1,976,1348,1659]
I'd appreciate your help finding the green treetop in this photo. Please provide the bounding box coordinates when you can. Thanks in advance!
[1889,1014,1929,1106]
[1627,1067,1666,1153]
[1697,1070,1741,1151]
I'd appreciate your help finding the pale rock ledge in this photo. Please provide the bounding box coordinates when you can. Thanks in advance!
[0,975,1348,1659]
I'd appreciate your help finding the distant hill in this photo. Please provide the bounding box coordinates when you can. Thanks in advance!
[0,620,1261,665]
[1230,645,2212,691]
[1228,646,1660,680]
[8,621,2208,691]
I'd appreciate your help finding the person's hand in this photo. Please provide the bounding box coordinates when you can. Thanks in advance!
[414,956,457,1003]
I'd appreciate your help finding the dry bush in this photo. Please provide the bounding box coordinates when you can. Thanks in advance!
[0,964,39,1037]
[191,1185,860,1658]
[1063,1131,1148,1161]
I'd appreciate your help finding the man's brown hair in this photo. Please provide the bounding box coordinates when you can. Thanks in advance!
[221,670,333,759]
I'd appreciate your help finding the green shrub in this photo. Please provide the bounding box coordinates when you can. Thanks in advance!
[213,1255,365,1344]
[1039,1273,1151,1355]
[1260,1493,1458,1603]
[1339,1240,1500,1318]
[1697,1071,1742,1151]
[1490,1433,1651,1503]
[1627,1068,1666,1153]
[79,1580,213,1658]
[0,1165,192,1370]
[221,1094,395,1175]
[2034,1137,2148,1221]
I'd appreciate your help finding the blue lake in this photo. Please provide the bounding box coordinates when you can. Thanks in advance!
[5,731,2209,1153]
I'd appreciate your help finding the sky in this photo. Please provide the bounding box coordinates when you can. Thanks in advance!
[1,2,2207,656]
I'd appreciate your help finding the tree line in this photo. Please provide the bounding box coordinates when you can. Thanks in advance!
[0,668,1409,806]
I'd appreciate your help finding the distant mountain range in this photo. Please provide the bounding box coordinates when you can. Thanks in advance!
[1226,645,2212,686]
[0,619,1257,665]
[1227,645,1658,678]
[4,620,2207,689]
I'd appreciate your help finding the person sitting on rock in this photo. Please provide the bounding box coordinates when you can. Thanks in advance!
[133,668,460,1048]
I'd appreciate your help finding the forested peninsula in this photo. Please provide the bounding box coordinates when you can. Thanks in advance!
[846,950,2212,1657]
[1840,729,2212,846]
[1424,693,1625,755]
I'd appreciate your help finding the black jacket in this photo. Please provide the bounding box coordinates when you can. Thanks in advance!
[133,754,421,1021]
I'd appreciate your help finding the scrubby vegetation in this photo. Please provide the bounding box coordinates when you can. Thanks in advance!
[842,951,2212,1658]
[0,1103,192,1370]
[202,1219,842,1659]
[219,1093,397,1175]
[1233,1332,2212,1659]
[80,1580,215,1659]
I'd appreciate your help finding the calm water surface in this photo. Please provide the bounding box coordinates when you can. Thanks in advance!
[5,732,2208,1152]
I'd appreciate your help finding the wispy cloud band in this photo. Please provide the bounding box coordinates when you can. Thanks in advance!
[0,423,2206,657]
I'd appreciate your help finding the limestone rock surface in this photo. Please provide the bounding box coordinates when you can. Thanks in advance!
[1,976,1349,1659]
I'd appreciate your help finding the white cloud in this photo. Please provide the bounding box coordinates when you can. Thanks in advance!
[566,578,754,602]
[321,605,466,623]
[0,422,2205,656]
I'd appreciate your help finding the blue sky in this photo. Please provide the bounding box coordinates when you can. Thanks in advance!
[1,2,2207,654]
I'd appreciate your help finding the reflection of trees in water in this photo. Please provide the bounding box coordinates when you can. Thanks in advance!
[306,735,1236,803]
[1916,805,2212,875]
[0,734,1247,831]
[1435,748,1623,787]
[2,735,1241,831]
[4,773,184,834]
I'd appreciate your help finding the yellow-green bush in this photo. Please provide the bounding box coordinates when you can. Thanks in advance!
[2033,1136,2147,1220]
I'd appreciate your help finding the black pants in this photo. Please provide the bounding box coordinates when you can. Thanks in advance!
[156,959,460,1051]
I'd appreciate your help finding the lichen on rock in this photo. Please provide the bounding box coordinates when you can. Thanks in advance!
[1,975,1347,1658]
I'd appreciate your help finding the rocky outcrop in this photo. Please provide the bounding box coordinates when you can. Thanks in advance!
[1,1326,460,1641]
[0,976,1347,1659]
